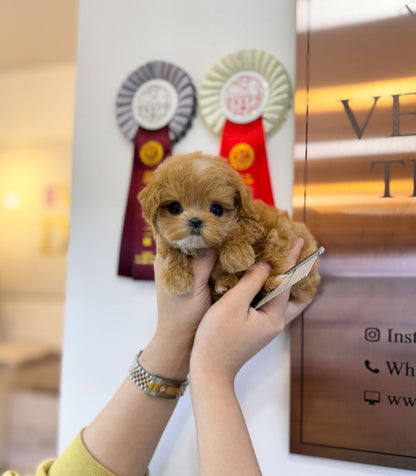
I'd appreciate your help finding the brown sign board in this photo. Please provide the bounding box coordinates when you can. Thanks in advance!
[290,1,416,470]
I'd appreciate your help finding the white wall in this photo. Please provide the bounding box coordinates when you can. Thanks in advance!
[61,1,406,475]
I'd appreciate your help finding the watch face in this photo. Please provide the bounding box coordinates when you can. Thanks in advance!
[220,71,269,124]
[132,79,179,130]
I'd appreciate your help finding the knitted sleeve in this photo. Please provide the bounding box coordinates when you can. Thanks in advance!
[48,431,117,476]
[2,431,149,476]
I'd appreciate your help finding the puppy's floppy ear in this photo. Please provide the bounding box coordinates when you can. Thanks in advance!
[138,182,160,224]
[235,180,255,218]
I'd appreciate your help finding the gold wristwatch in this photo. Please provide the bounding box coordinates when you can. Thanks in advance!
[128,353,188,399]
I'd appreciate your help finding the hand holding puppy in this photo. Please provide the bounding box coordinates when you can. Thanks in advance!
[140,247,217,381]
[190,238,309,384]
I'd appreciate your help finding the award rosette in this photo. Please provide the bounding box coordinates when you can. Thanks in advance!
[116,61,196,280]
[199,49,292,205]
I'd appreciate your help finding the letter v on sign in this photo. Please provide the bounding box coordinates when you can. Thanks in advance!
[341,96,380,139]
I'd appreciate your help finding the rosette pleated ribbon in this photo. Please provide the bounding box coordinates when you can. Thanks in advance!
[200,49,292,206]
[116,61,196,280]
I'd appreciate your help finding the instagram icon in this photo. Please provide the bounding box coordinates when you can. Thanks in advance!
[364,327,381,342]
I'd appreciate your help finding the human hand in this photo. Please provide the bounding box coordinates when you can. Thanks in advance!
[140,248,217,380]
[190,238,310,384]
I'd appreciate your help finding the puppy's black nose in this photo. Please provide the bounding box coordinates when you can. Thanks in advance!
[188,217,203,229]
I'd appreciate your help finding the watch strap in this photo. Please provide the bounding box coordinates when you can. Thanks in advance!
[128,353,188,399]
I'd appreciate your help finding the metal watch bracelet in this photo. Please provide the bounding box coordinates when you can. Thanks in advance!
[128,352,188,399]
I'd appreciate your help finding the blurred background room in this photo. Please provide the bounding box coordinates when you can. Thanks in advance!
[0,1,78,472]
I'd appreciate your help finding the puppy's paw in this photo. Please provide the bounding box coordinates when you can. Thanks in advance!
[162,264,194,295]
[263,274,283,293]
[212,274,239,300]
[212,284,229,301]
[219,242,255,273]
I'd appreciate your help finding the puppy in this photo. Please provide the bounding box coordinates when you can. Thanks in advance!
[138,152,320,303]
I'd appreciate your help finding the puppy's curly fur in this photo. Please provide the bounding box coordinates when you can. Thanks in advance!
[138,152,320,302]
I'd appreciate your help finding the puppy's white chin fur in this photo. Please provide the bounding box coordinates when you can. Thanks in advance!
[174,235,207,255]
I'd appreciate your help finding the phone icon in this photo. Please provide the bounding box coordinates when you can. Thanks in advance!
[365,360,380,374]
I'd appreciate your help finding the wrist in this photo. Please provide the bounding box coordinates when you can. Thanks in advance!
[140,335,193,381]
[190,368,236,408]
[190,357,236,392]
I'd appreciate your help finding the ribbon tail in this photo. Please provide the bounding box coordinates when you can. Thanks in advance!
[118,144,143,277]
[118,126,171,280]
[220,117,274,206]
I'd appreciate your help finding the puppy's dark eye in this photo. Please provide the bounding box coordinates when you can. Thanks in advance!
[168,201,182,215]
[210,203,224,217]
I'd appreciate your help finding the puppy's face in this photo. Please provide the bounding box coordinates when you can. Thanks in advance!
[138,153,254,254]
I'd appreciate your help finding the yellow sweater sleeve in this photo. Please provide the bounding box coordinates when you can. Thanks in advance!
[48,431,117,476]
[2,431,149,476]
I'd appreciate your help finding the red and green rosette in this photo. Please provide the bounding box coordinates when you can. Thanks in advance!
[200,49,292,205]
[116,61,196,280]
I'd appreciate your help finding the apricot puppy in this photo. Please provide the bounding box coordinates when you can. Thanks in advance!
[138,152,320,302]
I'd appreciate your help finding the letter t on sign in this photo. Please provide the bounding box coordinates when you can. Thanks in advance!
[370,160,405,198]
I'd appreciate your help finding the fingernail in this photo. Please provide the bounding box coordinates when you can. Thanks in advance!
[256,262,271,274]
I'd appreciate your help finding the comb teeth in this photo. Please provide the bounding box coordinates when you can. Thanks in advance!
[252,247,325,309]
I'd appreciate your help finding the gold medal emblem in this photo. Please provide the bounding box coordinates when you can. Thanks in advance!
[229,143,255,171]
[139,141,164,166]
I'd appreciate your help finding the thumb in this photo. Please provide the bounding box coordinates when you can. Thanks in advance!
[225,262,271,307]
[191,249,218,288]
